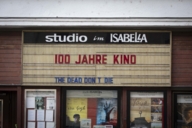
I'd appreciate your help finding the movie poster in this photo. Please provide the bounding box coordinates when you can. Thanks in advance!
[130,92,163,128]
[35,97,45,110]
[66,98,88,121]
[176,95,192,128]
[96,98,117,126]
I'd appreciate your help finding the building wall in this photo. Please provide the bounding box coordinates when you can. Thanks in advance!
[172,32,192,87]
[0,31,22,85]
[0,30,192,128]
[1,31,192,86]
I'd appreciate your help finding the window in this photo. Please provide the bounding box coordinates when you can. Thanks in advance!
[129,92,166,128]
[65,90,119,128]
[174,93,192,128]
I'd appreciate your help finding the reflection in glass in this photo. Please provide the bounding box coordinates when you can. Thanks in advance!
[130,92,164,128]
[176,95,192,127]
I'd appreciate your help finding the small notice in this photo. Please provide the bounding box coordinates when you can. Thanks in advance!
[28,122,35,128]
[46,110,54,121]
[28,110,36,121]
[37,110,45,121]
[46,98,55,109]
[27,97,35,108]
[37,122,45,128]
[46,122,55,128]
[105,125,113,128]
[80,119,91,128]
[93,125,106,128]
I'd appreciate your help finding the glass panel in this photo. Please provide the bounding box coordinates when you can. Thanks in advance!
[176,94,192,128]
[130,92,164,128]
[66,90,118,128]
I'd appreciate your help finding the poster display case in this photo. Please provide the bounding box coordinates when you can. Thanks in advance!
[64,90,120,128]
[128,92,166,128]
[24,89,56,128]
[174,93,192,128]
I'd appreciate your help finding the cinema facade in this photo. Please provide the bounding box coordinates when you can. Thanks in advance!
[1,3,192,128]
[0,28,190,128]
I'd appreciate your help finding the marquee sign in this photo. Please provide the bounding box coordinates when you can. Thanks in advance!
[24,32,170,44]
[22,31,171,86]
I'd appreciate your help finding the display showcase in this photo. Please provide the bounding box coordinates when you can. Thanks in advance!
[24,89,56,128]
[174,93,192,128]
[128,92,166,128]
[64,90,119,128]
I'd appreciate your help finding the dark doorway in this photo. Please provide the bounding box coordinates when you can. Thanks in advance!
[0,92,17,128]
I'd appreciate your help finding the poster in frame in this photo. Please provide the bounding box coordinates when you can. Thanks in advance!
[128,91,166,128]
[64,89,120,128]
[174,93,192,128]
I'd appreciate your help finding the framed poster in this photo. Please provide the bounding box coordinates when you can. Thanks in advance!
[0,100,3,128]
[64,89,120,128]
[128,92,166,128]
[174,93,192,128]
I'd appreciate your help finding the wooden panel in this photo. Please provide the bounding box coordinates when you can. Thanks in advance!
[172,32,192,41]
[0,31,22,85]
[172,54,192,59]
[56,87,61,128]
[167,90,171,128]
[0,68,20,72]
[0,76,21,81]
[172,77,192,82]
[172,59,192,64]
[0,72,20,77]
[172,64,192,69]
[172,72,192,77]
[0,39,22,45]
[0,32,21,39]
[23,43,171,86]
[17,87,22,128]
[0,53,21,58]
[173,36,192,41]
[172,68,192,73]
[173,50,192,55]
[0,63,21,68]
[172,32,192,86]
[173,41,192,46]
[0,49,21,54]
[0,80,21,85]
[0,44,21,49]
[121,89,127,128]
